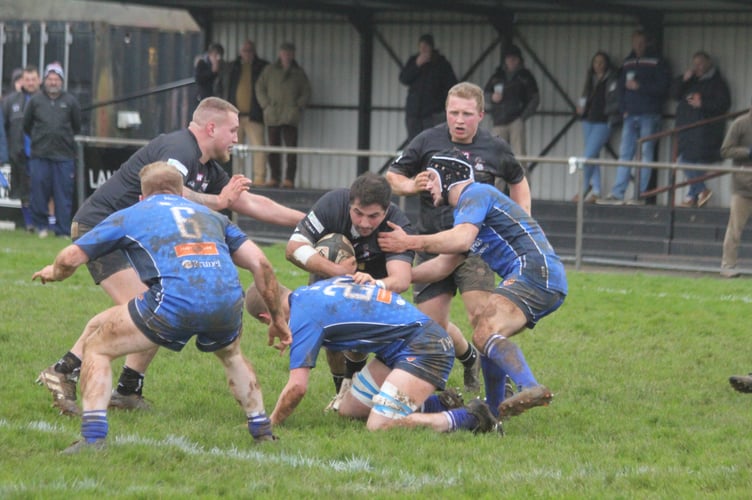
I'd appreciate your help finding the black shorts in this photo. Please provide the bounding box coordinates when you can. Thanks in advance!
[412,253,496,304]
[72,221,133,285]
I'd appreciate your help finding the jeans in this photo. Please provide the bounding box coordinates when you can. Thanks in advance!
[29,157,75,235]
[610,113,661,199]
[678,155,706,200]
[581,120,611,196]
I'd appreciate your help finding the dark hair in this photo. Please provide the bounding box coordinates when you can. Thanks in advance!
[582,51,613,98]
[418,33,435,48]
[207,43,224,57]
[23,64,39,75]
[349,172,392,210]
[502,44,523,61]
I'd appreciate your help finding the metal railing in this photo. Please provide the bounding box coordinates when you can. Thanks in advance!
[634,109,748,206]
[74,136,752,274]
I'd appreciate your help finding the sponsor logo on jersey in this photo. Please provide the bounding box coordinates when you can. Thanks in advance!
[174,242,219,257]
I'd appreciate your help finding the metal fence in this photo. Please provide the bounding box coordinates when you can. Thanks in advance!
[73,136,752,273]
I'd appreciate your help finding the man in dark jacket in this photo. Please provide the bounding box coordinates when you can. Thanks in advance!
[224,40,270,185]
[399,34,457,143]
[483,44,540,162]
[23,62,81,237]
[670,51,731,207]
[602,29,670,204]
[2,65,39,228]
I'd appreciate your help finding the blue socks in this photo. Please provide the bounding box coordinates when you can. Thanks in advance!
[248,412,273,440]
[81,410,108,443]
[483,335,538,389]
[445,408,478,432]
[422,394,446,413]
[480,354,508,417]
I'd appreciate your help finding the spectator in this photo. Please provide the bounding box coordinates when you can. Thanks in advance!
[483,44,540,166]
[2,66,39,229]
[195,43,225,103]
[255,42,311,189]
[224,40,270,186]
[7,67,23,94]
[573,51,619,203]
[399,33,458,143]
[23,62,81,238]
[32,161,291,452]
[601,29,670,204]
[719,106,752,278]
[670,51,731,208]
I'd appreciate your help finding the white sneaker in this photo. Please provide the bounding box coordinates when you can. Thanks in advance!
[38,229,49,238]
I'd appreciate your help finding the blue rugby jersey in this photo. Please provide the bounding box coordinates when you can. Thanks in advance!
[453,183,568,295]
[287,276,433,369]
[74,193,247,332]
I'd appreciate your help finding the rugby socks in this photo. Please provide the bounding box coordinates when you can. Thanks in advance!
[457,343,478,369]
[21,206,33,229]
[247,411,273,440]
[483,335,538,389]
[115,365,145,396]
[54,351,81,379]
[332,373,345,393]
[444,408,478,432]
[81,410,108,443]
[344,356,367,379]
[480,354,508,418]
[421,395,445,413]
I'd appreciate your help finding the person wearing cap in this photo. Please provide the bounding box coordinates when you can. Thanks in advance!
[2,66,39,224]
[255,41,311,189]
[482,44,540,169]
[23,62,81,238]
[399,33,458,144]
[379,148,567,421]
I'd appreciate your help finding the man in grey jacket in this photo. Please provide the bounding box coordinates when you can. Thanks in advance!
[23,62,81,237]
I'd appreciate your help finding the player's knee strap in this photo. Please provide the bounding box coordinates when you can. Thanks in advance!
[371,381,419,419]
[351,365,380,408]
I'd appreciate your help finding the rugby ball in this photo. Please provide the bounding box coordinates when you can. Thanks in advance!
[309,233,355,284]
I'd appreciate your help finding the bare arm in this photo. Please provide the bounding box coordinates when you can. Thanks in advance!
[508,178,532,215]
[285,237,356,276]
[270,367,310,425]
[378,221,479,255]
[183,175,252,211]
[32,245,89,284]
[411,253,465,284]
[385,170,430,197]
[232,240,291,352]
[232,191,305,228]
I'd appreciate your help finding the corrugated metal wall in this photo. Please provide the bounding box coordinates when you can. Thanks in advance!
[211,9,752,204]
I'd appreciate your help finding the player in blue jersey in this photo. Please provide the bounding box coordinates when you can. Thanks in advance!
[32,161,291,452]
[36,97,305,416]
[379,149,567,419]
[245,276,499,434]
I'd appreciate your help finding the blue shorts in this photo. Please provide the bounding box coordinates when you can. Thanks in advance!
[494,274,565,329]
[376,320,455,390]
[128,292,242,353]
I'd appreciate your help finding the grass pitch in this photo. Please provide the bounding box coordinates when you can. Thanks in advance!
[2,229,752,498]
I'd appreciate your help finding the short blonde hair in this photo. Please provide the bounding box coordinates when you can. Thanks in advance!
[139,161,184,197]
[192,96,239,126]
[446,82,484,114]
